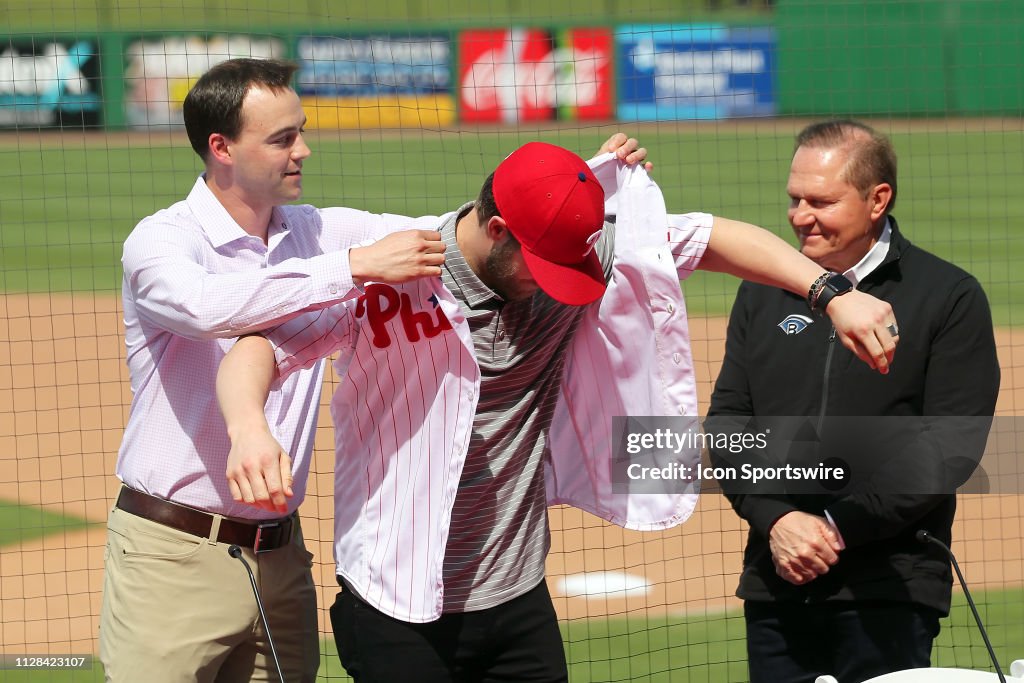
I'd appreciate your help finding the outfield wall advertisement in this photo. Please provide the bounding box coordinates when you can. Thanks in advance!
[123,35,284,129]
[295,35,454,128]
[5,8,1022,131]
[617,25,776,121]
[2,25,780,131]
[458,28,613,123]
[0,39,102,128]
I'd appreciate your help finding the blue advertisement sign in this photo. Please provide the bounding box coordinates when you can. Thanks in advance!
[0,39,102,128]
[617,25,776,120]
[296,35,450,96]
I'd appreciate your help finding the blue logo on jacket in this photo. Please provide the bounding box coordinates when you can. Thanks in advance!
[777,314,814,335]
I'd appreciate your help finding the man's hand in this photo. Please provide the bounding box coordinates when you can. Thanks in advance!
[825,290,898,374]
[596,132,653,172]
[350,229,446,286]
[217,334,290,514]
[225,422,293,514]
[768,511,843,585]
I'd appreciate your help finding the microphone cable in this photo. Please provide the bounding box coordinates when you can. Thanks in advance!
[917,530,1006,683]
[229,544,287,683]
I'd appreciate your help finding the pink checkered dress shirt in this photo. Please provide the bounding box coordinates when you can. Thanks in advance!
[116,175,439,519]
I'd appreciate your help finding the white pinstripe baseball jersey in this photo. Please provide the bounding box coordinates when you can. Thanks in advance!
[266,156,708,621]
[117,174,441,518]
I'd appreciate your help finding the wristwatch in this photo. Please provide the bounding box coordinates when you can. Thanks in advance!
[809,272,853,316]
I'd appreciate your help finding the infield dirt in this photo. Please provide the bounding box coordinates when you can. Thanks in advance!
[1,292,1021,654]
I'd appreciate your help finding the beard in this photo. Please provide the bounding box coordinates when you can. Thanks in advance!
[481,239,532,301]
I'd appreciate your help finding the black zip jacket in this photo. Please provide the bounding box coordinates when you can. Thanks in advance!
[707,217,1000,614]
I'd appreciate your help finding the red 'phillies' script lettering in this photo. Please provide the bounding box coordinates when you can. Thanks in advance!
[356,284,452,348]
[399,292,452,342]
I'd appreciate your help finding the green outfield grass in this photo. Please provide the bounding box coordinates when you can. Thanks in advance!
[2,128,1021,324]
[4,588,1021,682]
[936,587,1024,672]
[311,588,1024,681]
[0,499,94,547]
[1,0,766,32]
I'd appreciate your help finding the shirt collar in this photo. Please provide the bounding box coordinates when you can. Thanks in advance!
[185,174,291,249]
[843,218,892,288]
[441,202,504,307]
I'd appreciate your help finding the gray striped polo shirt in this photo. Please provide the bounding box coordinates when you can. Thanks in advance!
[439,203,614,612]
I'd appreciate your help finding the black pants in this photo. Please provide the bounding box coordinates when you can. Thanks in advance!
[330,579,568,683]
[744,600,942,683]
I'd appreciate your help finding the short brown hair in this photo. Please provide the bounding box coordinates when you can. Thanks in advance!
[182,58,298,162]
[473,172,521,248]
[475,172,500,223]
[795,119,898,213]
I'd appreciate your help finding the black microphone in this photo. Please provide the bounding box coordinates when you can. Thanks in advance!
[916,530,1006,682]
[229,545,287,683]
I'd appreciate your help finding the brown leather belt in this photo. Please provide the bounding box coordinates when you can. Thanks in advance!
[115,486,294,553]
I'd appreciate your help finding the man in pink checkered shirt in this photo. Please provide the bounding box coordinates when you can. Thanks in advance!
[99,58,446,683]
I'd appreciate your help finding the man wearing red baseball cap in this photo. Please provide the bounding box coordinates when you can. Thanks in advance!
[490,141,609,305]
[217,136,898,683]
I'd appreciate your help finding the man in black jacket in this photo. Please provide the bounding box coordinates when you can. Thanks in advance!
[708,120,1000,683]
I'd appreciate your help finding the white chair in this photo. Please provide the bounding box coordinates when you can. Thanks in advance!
[814,659,1024,682]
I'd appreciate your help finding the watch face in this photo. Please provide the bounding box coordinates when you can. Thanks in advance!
[826,273,854,294]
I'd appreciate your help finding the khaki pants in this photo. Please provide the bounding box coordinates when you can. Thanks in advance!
[99,506,319,682]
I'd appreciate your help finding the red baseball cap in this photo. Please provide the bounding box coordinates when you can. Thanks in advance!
[492,142,607,306]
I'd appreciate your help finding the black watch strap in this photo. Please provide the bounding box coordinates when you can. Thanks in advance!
[810,272,854,316]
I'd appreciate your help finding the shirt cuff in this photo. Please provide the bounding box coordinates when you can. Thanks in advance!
[824,509,847,550]
[309,248,361,302]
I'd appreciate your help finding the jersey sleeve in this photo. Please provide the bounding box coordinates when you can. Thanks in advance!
[667,212,713,281]
[264,303,360,379]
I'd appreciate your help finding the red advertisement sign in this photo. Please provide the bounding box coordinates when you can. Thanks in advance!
[565,28,614,120]
[458,28,612,123]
